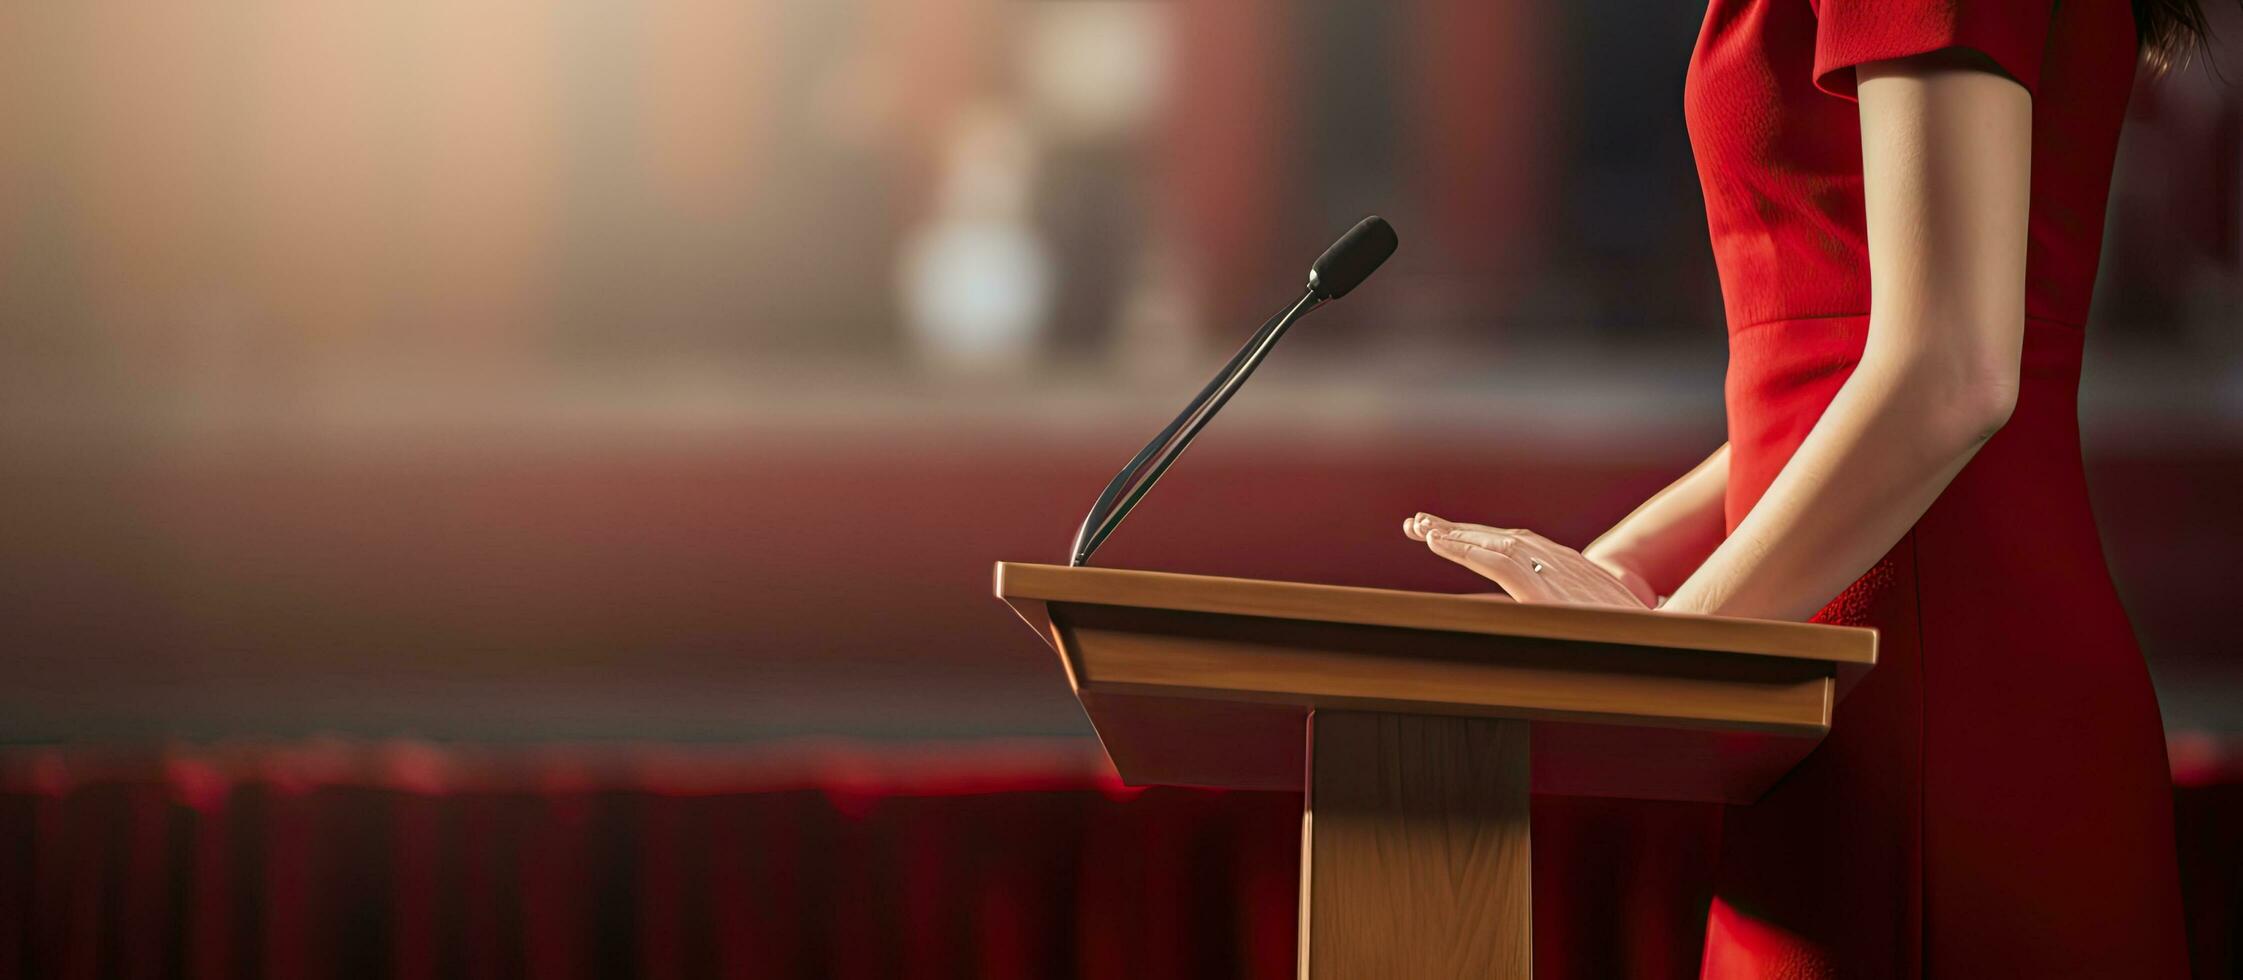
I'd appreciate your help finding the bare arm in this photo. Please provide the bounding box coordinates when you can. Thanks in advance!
[1582,443,1731,600]
[1659,51,2030,619]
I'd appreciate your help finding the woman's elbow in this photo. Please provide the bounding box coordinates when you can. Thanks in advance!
[1867,342,2020,453]
[1923,360,2019,452]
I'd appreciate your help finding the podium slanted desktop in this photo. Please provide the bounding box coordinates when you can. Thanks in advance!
[995,561,1875,979]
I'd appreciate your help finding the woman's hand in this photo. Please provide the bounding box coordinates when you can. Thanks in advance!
[1404,513,1657,609]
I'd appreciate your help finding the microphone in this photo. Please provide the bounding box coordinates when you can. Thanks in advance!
[1069,215,1398,566]
[1307,215,1400,300]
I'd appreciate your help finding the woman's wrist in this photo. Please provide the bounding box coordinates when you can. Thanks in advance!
[1581,539,1644,579]
[1582,541,1660,608]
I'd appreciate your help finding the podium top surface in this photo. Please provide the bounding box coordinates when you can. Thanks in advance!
[996,562,1877,801]
[997,562,1875,672]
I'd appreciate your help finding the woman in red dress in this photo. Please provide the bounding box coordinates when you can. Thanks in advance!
[1403,0,2204,975]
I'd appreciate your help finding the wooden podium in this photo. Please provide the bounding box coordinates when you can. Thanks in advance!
[995,561,1875,979]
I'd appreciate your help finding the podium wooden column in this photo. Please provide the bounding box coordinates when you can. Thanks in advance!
[995,562,1875,979]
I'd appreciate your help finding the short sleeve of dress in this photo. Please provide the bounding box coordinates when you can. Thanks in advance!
[1811,0,2055,101]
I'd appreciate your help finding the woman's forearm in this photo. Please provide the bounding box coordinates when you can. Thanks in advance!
[1583,444,1730,598]
[1660,344,2012,620]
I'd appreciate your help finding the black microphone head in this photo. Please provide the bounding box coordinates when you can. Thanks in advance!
[1306,215,1398,300]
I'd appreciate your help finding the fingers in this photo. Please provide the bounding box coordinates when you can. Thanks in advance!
[1434,526,1521,553]
[1404,515,1647,608]
[1404,512,1526,542]
[1404,512,1445,541]
[1425,528,1552,601]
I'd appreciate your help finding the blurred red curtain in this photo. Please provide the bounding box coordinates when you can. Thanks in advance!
[0,745,2232,979]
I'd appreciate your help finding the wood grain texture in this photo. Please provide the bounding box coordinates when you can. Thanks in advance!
[1063,605,1834,734]
[1302,711,1532,979]
[1069,689,1823,803]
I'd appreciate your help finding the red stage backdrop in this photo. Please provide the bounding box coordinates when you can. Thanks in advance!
[1,742,2235,979]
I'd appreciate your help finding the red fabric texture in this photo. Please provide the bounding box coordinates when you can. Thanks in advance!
[1687,0,2190,976]
[1808,0,2057,99]
[1687,0,2135,334]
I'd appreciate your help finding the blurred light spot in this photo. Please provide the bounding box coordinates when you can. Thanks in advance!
[1023,2,1171,142]
[900,105,1051,372]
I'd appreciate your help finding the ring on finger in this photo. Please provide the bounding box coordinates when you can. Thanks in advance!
[1528,557,1546,575]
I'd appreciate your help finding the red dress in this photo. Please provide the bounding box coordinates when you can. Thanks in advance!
[1685,0,2191,975]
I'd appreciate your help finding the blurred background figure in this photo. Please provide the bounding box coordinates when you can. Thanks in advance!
[1,1,2238,977]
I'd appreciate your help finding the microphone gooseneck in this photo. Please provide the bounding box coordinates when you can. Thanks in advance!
[1069,216,1398,566]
